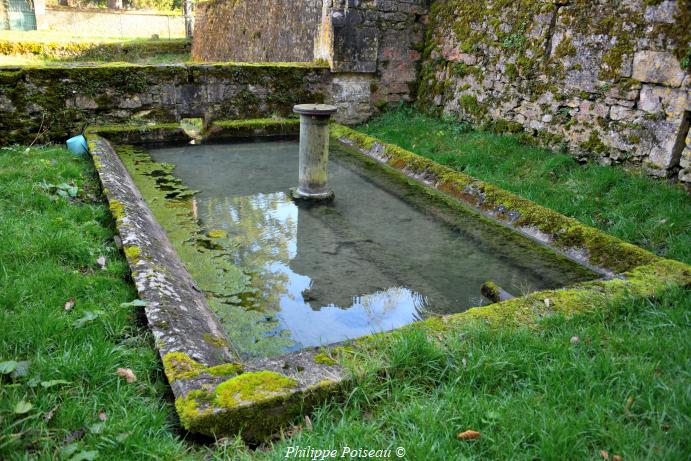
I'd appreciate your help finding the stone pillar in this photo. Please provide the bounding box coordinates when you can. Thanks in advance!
[291,104,338,201]
[33,0,48,30]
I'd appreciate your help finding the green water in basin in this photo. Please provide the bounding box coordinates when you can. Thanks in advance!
[142,139,596,357]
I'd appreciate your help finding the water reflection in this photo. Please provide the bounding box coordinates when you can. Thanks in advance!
[200,191,427,349]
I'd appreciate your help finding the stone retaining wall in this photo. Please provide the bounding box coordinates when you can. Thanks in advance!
[0,63,331,145]
[417,0,690,183]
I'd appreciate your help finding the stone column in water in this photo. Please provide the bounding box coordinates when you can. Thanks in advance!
[291,104,338,201]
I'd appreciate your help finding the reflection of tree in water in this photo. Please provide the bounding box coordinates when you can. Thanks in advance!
[199,192,297,313]
[354,287,427,324]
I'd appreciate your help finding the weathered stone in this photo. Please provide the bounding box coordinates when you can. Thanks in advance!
[644,0,677,23]
[75,95,98,110]
[610,105,635,121]
[632,51,686,87]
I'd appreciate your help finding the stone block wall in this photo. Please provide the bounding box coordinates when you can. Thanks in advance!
[0,63,330,145]
[322,0,429,111]
[417,0,690,183]
[192,0,430,124]
[192,0,323,63]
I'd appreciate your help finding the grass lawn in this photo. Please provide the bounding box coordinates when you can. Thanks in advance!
[359,108,691,265]
[0,133,689,460]
[0,146,191,460]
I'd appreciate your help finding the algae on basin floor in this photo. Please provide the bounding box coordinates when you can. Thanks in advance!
[125,139,598,359]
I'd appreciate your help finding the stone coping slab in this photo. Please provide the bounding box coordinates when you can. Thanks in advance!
[85,119,690,442]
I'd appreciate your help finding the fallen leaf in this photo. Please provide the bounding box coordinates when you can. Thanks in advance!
[68,450,98,461]
[544,298,551,307]
[98,410,107,421]
[10,360,31,379]
[72,310,103,328]
[14,400,33,415]
[64,299,76,311]
[115,432,130,443]
[116,368,136,383]
[457,430,481,441]
[89,422,105,434]
[600,450,609,460]
[0,360,18,375]
[96,256,107,270]
[304,415,312,431]
[41,379,71,388]
[570,336,580,345]
[612,456,622,461]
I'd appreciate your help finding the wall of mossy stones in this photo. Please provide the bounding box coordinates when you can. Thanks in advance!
[0,63,330,146]
[417,0,691,184]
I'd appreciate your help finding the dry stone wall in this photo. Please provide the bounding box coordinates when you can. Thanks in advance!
[0,63,330,145]
[418,0,691,184]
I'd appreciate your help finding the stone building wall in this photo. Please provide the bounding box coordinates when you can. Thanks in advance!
[192,0,430,124]
[192,0,323,63]
[0,63,330,145]
[42,7,186,38]
[417,0,690,183]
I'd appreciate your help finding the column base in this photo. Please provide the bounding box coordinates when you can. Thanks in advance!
[289,187,335,203]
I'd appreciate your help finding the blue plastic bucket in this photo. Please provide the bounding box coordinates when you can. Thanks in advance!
[66,135,88,156]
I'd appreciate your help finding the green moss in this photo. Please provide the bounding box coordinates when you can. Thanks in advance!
[206,363,244,377]
[215,371,298,407]
[207,229,228,239]
[108,199,126,221]
[579,131,609,156]
[313,353,337,366]
[123,245,141,261]
[203,333,229,348]
[163,352,206,382]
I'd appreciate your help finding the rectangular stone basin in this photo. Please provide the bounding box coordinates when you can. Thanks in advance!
[120,138,597,361]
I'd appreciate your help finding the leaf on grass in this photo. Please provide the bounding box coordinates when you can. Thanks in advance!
[98,410,107,421]
[11,360,31,379]
[457,430,481,441]
[115,433,130,443]
[64,299,76,311]
[68,450,98,461]
[116,368,136,383]
[41,379,71,388]
[120,299,148,308]
[14,400,33,414]
[72,310,104,328]
[57,183,79,198]
[0,360,18,375]
[89,422,105,434]
[96,256,107,270]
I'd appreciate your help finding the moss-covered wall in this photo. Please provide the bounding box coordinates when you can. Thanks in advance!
[0,62,330,145]
[0,38,190,61]
[418,0,690,184]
